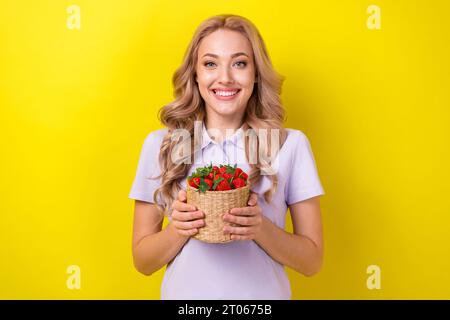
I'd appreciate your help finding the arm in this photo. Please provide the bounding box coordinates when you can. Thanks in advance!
[132,200,189,276]
[132,189,205,276]
[254,196,323,276]
[223,194,324,276]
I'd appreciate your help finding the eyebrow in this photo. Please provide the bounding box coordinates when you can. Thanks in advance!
[202,52,249,59]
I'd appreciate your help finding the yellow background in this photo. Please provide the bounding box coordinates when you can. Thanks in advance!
[1,0,449,299]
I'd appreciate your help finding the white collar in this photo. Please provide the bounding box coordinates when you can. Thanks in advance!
[201,121,245,150]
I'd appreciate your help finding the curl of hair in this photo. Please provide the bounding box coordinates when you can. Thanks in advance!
[150,14,287,218]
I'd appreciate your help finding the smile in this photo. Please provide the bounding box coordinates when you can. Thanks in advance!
[211,89,241,101]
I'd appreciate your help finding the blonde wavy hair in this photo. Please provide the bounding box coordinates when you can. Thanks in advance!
[151,14,287,216]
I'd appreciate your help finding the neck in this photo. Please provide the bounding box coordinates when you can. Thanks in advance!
[204,113,244,142]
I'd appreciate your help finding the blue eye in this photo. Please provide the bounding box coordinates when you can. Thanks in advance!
[234,61,247,68]
[204,61,247,68]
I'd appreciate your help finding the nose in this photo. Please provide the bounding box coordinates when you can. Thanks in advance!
[218,65,234,84]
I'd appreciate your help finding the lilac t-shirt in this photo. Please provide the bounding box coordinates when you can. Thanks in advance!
[128,122,325,299]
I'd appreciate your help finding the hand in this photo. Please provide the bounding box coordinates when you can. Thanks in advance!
[171,189,205,238]
[222,192,263,241]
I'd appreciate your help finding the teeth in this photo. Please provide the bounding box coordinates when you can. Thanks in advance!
[214,90,238,96]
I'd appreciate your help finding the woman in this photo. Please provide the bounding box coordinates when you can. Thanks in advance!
[129,14,325,299]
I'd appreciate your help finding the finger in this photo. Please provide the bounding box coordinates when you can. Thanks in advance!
[172,209,204,222]
[173,219,205,230]
[177,228,198,237]
[178,189,187,201]
[229,206,258,216]
[223,225,252,235]
[223,214,258,226]
[173,200,197,213]
[231,234,254,241]
[247,193,258,206]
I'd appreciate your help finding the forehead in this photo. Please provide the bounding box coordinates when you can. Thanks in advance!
[198,29,253,58]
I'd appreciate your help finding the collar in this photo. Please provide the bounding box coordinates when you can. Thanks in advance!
[201,121,245,150]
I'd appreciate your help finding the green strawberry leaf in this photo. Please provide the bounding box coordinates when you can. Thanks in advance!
[212,177,224,190]
[226,166,235,174]
[195,166,211,178]
[199,178,209,193]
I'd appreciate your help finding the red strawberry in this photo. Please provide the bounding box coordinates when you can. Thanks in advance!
[206,172,214,180]
[213,166,219,173]
[203,179,213,190]
[234,168,243,178]
[239,172,248,180]
[188,177,201,189]
[216,179,231,191]
[219,166,228,174]
[222,172,233,180]
[232,177,246,189]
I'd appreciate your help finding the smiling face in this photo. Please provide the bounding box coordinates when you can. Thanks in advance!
[195,29,256,122]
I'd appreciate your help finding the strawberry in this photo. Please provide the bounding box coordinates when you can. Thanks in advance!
[212,166,219,173]
[203,178,213,190]
[219,166,228,174]
[234,168,243,178]
[216,178,231,191]
[198,177,212,193]
[222,172,233,180]
[239,172,248,180]
[232,177,246,189]
[188,177,201,189]
[206,172,214,180]
[212,176,222,190]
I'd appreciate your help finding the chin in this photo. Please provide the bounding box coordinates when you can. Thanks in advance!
[212,106,242,116]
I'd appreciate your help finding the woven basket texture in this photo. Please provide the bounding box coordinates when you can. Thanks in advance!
[186,184,250,243]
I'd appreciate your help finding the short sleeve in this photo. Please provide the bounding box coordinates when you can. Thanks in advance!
[285,131,325,205]
[128,132,163,204]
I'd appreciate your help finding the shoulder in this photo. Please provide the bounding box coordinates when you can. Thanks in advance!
[285,128,307,140]
[283,128,309,150]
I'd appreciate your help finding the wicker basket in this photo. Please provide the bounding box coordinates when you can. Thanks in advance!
[186,183,250,243]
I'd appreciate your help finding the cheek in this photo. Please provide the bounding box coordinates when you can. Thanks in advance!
[235,70,255,90]
[196,70,215,88]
